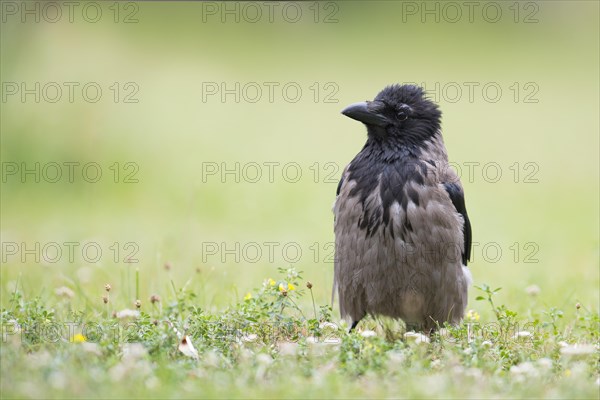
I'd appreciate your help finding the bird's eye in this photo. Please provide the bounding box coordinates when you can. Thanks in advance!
[397,104,412,121]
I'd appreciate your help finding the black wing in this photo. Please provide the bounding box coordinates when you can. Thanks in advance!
[443,182,472,266]
[336,174,345,196]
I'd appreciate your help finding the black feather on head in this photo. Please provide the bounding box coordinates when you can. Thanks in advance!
[371,84,442,144]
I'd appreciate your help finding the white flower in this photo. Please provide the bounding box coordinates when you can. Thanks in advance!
[82,342,101,356]
[241,333,258,343]
[386,350,406,365]
[109,363,128,382]
[464,368,483,379]
[203,350,220,367]
[278,342,298,356]
[360,330,377,338]
[238,348,254,362]
[123,343,147,361]
[513,331,532,339]
[525,284,541,296]
[256,353,273,365]
[404,331,430,344]
[569,361,589,377]
[560,344,595,356]
[54,286,74,299]
[537,357,553,370]
[116,309,140,319]
[48,371,67,389]
[451,366,465,375]
[510,361,539,381]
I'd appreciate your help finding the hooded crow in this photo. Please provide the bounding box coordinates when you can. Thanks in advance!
[333,84,472,333]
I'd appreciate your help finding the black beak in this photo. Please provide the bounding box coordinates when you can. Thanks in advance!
[341,101,389,127]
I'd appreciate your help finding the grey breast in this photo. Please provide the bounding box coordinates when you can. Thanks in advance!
[333,135,470,330]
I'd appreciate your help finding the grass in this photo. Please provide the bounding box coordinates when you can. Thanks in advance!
[1,2,599,398]
[1,267,598,399]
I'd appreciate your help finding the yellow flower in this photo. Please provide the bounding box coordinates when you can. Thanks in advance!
[72,333,86,343]
[278,283,286,292]
[288,283,296,291]
[244,292,252,301]
[465,309,480,322]
[268,278,276,286]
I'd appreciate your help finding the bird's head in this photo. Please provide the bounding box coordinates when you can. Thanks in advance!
[341,84,441,144]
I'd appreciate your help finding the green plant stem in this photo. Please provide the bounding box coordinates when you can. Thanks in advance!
[309,287,317,320]
[136,268,140,301]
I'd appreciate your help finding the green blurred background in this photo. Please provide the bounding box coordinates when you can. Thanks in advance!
[1,1,598,316]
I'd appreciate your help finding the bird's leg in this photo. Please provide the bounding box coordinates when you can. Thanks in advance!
[348,320,360,333]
